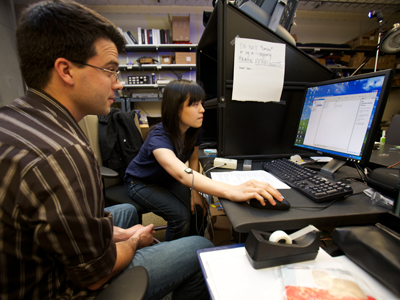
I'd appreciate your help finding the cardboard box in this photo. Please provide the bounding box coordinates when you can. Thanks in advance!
[139,57,154,64]
[175,52,196,64]
[316,58,326,65]
[347,35,377,49]
[161,54,174,64]
[378,55,396,69]
[171,16,190,42]
[346,28,389,49]
[348,52,365,68]
[340,54,351,63]
[364,55,396,69]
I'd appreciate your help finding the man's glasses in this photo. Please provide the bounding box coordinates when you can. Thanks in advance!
[71,61,120,82]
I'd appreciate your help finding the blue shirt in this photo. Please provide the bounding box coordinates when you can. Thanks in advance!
[125,123,202,184]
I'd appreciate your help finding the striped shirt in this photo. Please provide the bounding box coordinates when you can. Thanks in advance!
[0,89,116,299]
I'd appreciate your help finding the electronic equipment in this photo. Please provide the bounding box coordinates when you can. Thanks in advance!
[294,69,394,174]
[263,159,353,203]
[237,0,297,46]
[128,75,149,85]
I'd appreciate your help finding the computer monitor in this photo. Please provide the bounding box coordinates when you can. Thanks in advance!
[294,69,394,175]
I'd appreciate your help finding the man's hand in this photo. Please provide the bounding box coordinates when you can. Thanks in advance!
[87,224,155,291]
[130,224,155,249]
[113,224,149,242]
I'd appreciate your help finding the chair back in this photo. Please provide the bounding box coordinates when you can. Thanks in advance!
[146,116,162,127]
[78,115,103,165]
[386,115,400,145]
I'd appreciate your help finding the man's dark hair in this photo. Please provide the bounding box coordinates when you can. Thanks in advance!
[16,0,126,90]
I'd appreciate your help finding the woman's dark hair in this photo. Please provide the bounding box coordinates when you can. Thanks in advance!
[16,0,126,90]
[161,80,205,160]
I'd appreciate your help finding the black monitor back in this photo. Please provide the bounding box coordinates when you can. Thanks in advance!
[197,1,334,158]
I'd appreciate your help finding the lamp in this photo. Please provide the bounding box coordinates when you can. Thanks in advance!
[369,10,384,72]
[368,10,383,22]
[351,22,400,76]
[381,23,400,54]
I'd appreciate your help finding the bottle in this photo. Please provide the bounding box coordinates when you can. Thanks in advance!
[380,130,386,144]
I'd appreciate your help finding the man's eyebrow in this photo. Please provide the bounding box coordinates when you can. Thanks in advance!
[106,61,119,68]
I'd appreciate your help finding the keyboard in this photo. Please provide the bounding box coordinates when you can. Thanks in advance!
[262,159,353,203]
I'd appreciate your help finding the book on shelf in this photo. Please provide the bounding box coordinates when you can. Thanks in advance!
[127,31,138,44]
[117,27,138,45]
[137,27,142,45]
[148,29,153,45]
[128,28,171,45]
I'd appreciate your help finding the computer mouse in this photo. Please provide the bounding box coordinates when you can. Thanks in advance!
[249,197,290,210]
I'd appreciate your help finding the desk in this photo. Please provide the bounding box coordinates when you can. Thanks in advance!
[197,244,398,300]
[200,158,391,242]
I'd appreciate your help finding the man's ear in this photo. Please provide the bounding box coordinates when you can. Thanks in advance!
[53,58,75,86]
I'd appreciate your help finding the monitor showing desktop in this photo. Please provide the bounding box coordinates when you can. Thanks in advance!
[294,69,394,174]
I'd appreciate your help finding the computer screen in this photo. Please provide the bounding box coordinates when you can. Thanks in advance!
[294,69,394,174]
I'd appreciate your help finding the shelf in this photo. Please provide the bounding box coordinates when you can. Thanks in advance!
[128,97,162,102]
[327,66,400,70]
[125,44,197,52]
[298,46,352,52]
[119,64,196,70]
[122,84,166,88]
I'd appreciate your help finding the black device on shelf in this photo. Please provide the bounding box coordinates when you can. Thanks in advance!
[262,158,353,203]
[293,69,394,174]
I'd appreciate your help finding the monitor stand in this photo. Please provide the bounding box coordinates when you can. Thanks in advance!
[320,159,346,176]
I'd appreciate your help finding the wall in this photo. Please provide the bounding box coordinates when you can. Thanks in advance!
[291,10,400,44]
[0,0,24,107]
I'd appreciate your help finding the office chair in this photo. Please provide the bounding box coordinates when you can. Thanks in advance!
[146,116,162,127]
[78,114,167,233]
[95,266,148,300]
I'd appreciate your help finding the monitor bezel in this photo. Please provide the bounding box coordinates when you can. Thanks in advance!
[294,69,394,168]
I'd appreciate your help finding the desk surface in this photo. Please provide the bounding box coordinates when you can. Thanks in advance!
[201,158,391,234]
[197,244,398,300]
[369,143,400,168]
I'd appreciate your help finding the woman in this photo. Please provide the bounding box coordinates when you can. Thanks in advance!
[125,80,283,241]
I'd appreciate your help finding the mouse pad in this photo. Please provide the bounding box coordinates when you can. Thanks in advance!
[247,189,320,219]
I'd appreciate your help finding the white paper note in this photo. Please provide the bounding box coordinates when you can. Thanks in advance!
[232,37,285,103]
[210,170,290,189]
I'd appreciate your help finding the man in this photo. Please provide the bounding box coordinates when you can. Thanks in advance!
[0,1,213,299]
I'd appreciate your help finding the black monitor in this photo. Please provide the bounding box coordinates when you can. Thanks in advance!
[294,69,394,174]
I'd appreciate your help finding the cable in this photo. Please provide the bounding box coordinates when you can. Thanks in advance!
[201,161,212,175]
[353,162,366,183]
[388,160,400,168]
[185,167,208,237]
[204,163,227,174]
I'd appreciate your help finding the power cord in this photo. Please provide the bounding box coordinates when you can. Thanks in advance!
[185,167,208,237]
[204,163,226,174]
